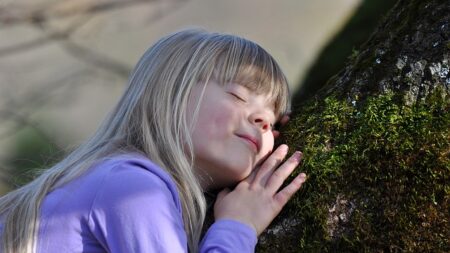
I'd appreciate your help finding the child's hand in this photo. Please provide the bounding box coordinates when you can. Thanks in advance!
[213,144,306,236]
[272,115,290,139]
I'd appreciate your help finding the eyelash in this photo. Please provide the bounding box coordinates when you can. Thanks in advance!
[229,92,246,102]
[229,91,277,129]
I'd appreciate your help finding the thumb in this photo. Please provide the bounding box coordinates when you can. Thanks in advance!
[216,187,231,201]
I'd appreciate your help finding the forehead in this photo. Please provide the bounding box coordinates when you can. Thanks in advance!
[211,63,290,119]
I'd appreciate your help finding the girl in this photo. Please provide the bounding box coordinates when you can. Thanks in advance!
[0,29,307,253]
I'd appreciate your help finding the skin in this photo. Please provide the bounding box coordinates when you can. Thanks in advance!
[188,80,307,236]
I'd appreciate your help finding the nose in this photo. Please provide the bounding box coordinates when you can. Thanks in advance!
[249,112,271,132]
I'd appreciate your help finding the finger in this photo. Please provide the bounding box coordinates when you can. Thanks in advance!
[273,173,306,206]
[273,115,290,139]
[241,166,258,184]
[216,187,231,201]
[241,150,272,185]
[272,130,280,139]
[265,151,302,192]
[252,144,289,186]
[280,115,290,126]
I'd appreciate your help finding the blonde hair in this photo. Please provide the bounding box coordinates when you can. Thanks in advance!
[0,28,290,253]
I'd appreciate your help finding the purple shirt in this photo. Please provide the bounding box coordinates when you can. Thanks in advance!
[33,154,257,252]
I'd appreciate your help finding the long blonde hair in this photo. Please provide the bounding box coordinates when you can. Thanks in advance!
[0,28,290,253]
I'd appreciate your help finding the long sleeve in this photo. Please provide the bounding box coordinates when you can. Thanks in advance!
[200,219,257,252]
[39,154,257,252]
[88,160,188,253]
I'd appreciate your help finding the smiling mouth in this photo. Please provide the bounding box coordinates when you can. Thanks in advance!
[236,134,259,152]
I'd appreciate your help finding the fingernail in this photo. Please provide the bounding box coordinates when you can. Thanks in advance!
[298,173,307,182]
[293,151,302,161]
[279,144,288,152]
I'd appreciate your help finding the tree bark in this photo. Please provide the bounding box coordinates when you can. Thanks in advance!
[256,0,449,252]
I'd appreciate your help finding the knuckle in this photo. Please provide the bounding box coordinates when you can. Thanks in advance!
[275,193,288,205]
[262,158,282,171]
[248,182,261,191]
[284,189,293,198]
[272,170,285,180]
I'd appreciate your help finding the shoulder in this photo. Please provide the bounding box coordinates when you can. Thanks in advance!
[90,153,182,213]
[87,154,188,251]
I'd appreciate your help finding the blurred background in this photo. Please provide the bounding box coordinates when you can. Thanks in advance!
[0,0,396,194]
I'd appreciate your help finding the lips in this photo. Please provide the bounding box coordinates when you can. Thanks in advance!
[236,133,260,152]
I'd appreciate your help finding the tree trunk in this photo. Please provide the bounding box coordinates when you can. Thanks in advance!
[257,0,449,252]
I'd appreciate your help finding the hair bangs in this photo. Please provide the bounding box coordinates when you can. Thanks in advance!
[212,36,291,120]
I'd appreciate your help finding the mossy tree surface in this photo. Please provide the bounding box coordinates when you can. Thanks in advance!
[257,0,449,252]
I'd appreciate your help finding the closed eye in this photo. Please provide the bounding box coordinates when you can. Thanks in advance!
[228,92,247,102]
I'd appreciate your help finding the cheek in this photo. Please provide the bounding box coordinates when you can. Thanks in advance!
[196,103,236,135]
[260,132,275,157]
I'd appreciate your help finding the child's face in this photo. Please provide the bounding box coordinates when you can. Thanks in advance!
[188,80,277,190]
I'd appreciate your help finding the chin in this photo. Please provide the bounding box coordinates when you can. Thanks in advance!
[200,159,254,189]
[228,166,253,183]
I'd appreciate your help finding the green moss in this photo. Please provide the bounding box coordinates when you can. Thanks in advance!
[284,86,449,252]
